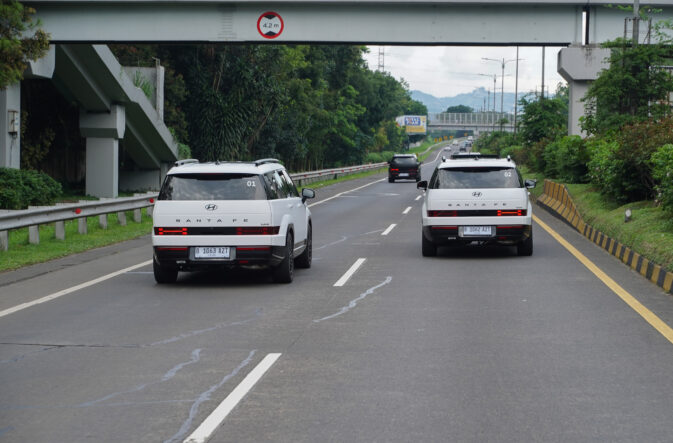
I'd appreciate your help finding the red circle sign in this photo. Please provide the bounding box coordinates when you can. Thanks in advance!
[257,12,284,39]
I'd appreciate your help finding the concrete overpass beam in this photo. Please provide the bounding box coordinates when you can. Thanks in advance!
[557,45,611,136]
[80,105,125,198]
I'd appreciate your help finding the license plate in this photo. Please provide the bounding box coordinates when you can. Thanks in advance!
[399,173,409,177]
[462,226,493,236]
[195,247,230,259]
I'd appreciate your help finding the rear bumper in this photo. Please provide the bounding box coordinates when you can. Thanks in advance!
[389,169,420,180]
[422,224,532,245]
[153,245,286,271]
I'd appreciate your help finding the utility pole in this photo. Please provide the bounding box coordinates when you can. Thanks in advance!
[633,0,640,46]
[541,47,545,99]
[514,46,519,134]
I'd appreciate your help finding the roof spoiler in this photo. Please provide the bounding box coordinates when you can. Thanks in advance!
[174,159,199,167]
[254,158,282,166]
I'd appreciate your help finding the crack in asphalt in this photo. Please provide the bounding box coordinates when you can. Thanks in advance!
[313,276,393,323]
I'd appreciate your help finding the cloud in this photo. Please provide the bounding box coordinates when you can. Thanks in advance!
[364,45,566,98]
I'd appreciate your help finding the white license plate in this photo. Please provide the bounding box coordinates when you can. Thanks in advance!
[462,226,493,236]
[398,173,409,177]
[195,247,230,259]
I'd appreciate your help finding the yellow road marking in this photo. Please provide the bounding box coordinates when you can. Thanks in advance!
[533,214,673,345]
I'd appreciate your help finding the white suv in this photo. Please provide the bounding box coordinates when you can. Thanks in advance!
[417,153,536,256]
[152,158,315,283]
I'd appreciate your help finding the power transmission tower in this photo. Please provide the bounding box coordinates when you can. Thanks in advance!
[378,47,385,72]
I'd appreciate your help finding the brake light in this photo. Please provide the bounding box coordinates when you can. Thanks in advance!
[155,227,188,235]
[235,227,280,235]
[428,210,458,217]
[497,209,526,216]
[390,168,399,172]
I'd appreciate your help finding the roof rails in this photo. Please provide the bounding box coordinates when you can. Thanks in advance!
[254,158,282,166]
[174,159,199,167]
[449,152,499,160]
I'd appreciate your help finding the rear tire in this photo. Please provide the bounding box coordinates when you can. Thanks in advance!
[295,225,312,269]
[517,230,533,256]
[153,259,178,284]
[388,177,394,183]
[273,233,294,283]
[422,232,437,257]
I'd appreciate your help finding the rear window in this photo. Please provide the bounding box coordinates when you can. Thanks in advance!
[159,173,267,200]
[391,157,417,167]
[431,167,522,189]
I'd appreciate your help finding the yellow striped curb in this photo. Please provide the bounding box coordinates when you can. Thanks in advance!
[536,179,673,295]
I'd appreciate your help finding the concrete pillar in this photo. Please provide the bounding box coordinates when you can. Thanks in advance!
[0,83,21,168]
[80,105,125,198]
[557,45,611,136]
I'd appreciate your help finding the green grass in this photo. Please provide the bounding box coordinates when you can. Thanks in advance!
[0,210,154,272]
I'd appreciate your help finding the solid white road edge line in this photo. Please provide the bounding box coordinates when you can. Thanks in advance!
[308,178,386,208]
[0,260,152,319]
[402,206,412,215]
[381,224,396,236]
[334,258,366,287]
[183,353,282,443]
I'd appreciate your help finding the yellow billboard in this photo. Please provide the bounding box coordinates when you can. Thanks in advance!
[395,115,427,135]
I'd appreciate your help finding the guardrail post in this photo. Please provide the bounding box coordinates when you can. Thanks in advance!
[146,206,153,217]
[29,225,39,244]
[55,221,65,240]
[0,231,7,251]
[99,214,108,229]
[118,211,127,226]
[78,217,87,234]
[133,208,141,223]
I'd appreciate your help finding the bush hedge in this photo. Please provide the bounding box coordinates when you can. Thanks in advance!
[652,144,673,214]
[542,136,589,183]
[0,168,62,210]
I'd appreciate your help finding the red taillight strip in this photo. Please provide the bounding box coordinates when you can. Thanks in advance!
[155,227,188,235]
[390,168,399,171]
[236,227,280,235]
[428,210,458,217]
[497,209,526,216]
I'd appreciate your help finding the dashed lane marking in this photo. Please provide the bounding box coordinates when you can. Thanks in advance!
[381,224,396,236]
[334,258,366,287]
[402,206,412,215]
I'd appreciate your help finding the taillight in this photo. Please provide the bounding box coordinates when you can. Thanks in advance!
[235,227,280,235]
[390,168,399,172]
[155,227,188,235]
[428,210,458,217]
[497,209,526,216]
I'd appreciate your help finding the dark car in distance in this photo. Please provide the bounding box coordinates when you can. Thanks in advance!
[388,154,421,183]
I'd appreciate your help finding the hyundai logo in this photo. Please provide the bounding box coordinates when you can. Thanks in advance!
[472,192,482,197]
[205,204,218,211]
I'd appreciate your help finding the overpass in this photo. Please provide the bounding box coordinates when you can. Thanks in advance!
[428,112,516,135]
[4,0,672,196]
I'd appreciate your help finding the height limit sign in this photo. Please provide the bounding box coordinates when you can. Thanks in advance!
[257,12,284,39]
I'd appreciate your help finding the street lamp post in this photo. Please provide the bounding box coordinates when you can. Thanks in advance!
[483,56,523,130]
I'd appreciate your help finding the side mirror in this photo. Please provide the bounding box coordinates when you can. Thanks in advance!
[302,188,316,203]
[417,180,428,190]
[524,179,537,189]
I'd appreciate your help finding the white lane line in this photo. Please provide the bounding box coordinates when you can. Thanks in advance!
[0,260,152,319]
[415,195,422,201]
[402,206,412,215]
[381,224,396,236]
[334,258,366,287]
[183,353,282,443]
[308,179,386,208]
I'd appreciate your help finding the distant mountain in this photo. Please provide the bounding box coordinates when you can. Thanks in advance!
[412,88,524,114]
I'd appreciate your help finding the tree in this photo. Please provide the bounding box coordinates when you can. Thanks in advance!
[517,92,567,147]
[0,0,50,89]
[581,20,673,136]
[445,105,473,113]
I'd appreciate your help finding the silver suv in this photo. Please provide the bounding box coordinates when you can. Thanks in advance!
[152,158,315,283]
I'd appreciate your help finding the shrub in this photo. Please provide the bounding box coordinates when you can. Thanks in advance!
[542,136,589,183]
[651,144,673,213]
[500,145,526,166]
[586,137,627,202]
[0,168,62,209]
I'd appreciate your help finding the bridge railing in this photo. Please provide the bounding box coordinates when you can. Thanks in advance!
[0,163,390,251]
[428,112,515,126]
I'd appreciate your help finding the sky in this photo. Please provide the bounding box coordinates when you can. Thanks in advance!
[362,45,567,99]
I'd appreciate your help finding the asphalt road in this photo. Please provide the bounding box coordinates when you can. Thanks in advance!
[2,146,673,442]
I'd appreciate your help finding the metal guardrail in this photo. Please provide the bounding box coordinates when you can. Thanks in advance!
[0,162,390,251]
